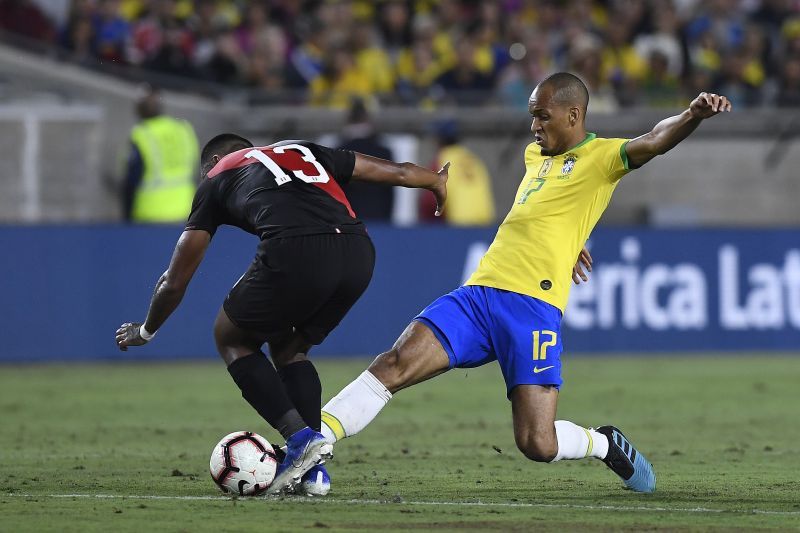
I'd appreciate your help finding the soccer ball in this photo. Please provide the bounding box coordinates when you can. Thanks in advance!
[209,431,278,496]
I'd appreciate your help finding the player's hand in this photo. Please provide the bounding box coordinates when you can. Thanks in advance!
[572,247,592,285]
[116,322,148,351]
[431,161,449,217]
[689,92,732,119]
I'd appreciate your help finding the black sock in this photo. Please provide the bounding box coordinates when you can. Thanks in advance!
[278,360,322,431]
[227,352,307,439]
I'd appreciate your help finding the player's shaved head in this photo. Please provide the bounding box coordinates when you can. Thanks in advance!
[536,72,589,114]
[528,72,590,155]
[201,133,254,175]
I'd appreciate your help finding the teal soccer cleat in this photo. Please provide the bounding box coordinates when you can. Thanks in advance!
[595,426,656,493]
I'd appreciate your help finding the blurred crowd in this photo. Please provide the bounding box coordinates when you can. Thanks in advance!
[2,0,799,109]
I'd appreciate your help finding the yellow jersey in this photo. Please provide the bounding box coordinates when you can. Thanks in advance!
[437,144,495,226]
[465,133,631,312]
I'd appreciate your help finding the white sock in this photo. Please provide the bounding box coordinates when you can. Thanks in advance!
[550,420,609,462]
[320,370,392,444]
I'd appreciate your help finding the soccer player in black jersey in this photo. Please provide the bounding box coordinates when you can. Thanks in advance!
[115,133,448,495]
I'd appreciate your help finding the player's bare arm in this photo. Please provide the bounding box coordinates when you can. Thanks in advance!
[115,229,211,350]
[351,153,449,216]
[625,92,732,169]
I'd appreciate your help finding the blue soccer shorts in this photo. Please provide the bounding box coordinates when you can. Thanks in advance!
[415,285,563,395]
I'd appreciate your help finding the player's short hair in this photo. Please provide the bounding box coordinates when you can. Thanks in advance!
[201,133,253,175]
[538,72,590,113]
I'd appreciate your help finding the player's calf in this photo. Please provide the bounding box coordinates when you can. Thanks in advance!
[514,429,558,462]
[319,321,449,444]
[366,349,408,392]
[368,321,450,393]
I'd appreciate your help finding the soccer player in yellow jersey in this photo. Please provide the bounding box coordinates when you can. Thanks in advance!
[318,72,732,493]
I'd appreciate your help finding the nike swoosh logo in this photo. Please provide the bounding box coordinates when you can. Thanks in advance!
[533,365,554,374]
[292,441,311,468]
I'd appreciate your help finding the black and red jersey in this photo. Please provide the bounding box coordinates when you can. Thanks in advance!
[185,140,364,240]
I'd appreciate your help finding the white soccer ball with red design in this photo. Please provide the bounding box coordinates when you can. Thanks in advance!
[209,431,278,496]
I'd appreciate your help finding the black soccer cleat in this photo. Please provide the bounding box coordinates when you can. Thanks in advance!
[595,425,656,493]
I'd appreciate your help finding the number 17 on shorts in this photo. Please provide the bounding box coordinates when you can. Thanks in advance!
[529,329,562,387]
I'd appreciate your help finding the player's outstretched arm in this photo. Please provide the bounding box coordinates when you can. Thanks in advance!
[351,153,449,216]
[115,229,211,350]
[625,92,732,169]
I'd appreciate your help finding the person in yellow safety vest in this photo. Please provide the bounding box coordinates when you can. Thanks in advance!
[122,87,199,222]
[419,119,496,226]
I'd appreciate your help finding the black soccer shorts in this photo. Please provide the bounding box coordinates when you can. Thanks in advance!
[223,233,375,345]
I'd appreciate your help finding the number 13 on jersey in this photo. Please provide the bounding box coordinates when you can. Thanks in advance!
[245,144,329,186]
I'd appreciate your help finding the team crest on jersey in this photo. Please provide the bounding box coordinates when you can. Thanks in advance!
[560,153,578,177]
[538,158,554,177]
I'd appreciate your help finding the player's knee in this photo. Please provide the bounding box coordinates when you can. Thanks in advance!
[515,432,558,462]
[213,310,260,366]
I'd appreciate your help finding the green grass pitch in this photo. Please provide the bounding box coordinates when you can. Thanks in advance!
[1,355,799,531]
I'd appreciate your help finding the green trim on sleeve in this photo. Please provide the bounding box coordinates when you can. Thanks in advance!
[620,140,631,171]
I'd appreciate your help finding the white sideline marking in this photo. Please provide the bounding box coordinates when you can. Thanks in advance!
[3,493,799,516]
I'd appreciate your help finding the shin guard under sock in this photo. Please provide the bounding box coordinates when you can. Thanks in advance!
[278,360,322,432]
[227,352,306,439]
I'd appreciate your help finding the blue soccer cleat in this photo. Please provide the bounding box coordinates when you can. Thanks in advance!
[268,443,331,496]
[299,464,331,496]
[595,425,656,493]
[266,427,333,495]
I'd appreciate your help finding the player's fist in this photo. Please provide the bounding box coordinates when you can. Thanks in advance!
[689,92,732,119]
[115,322,148,351]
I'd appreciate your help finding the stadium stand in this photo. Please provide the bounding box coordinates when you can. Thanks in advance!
[0,1,797,225]
[1,0,798,108]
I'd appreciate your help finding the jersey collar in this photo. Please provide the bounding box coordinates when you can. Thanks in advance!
[570,132,596,150]
[541,132,596,156]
